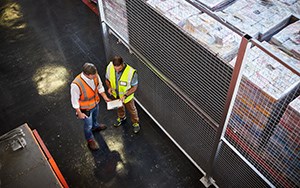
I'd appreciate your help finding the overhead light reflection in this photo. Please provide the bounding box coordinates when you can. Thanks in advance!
[13,23,26,29]
[0,2,26,29]
[33,65,69,95]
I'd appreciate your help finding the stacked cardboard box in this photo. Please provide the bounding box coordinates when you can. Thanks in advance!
[271,20,300,61]
[194,0,235,11]
[276,0,300,18]
[147,0,241,62]
[216,0,292,39]
[147,0,201,25]
[103,0,128,41]
[261,41,300,73]
[182,13,241,62]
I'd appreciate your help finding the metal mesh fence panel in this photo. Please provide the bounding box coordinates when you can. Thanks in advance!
[126,0,235,125]
[107,32,217,172]
[212,141,270,187]
[225,41,300,187]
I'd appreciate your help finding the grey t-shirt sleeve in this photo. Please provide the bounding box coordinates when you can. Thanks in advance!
[131,72,138,86]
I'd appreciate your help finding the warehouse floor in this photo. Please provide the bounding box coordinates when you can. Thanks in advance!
[0,0,206,187]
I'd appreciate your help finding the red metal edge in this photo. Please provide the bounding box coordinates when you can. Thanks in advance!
[32,129,69,188]
[82,0,99,16]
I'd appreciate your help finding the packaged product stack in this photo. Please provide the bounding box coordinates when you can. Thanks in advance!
[263,96,300,187]
[276,0,300,18]
[278,0,298,6]
[103,0,128,41]
[182,13,241,62]
[228,45,300,147]
[147,0,240,62]
[261,41,300,73]
[271,20,300,61]
[216,0,292,39]
[194,0,235,11]
[147,0,201,25]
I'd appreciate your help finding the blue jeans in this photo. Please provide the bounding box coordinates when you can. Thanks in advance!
[83,104,100,141]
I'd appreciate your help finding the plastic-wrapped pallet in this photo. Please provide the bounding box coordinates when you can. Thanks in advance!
[278,0,298,6]
[147,0,179,13]
[215,0,260,38]
[194,0,235,11]
[277,0,300,18]
[288,1,300,17]
[147,0,201,25]
[216,0,292,39]
[271,20,300,60]
[228,45,300,146]
[261,41,300,73]
[182,13,241,62]
[103,0,128,41]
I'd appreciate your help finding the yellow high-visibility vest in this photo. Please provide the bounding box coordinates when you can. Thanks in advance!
[106,62,136,104]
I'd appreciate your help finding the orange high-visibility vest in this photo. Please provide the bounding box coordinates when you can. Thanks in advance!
[72,74,100,110]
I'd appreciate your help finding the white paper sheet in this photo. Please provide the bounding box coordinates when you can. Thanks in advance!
[107,99,123,110]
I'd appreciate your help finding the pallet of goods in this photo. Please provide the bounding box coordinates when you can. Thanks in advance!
[261,41,300,73]
[194,0,235,11]
[147,0,241,63]
[147,0,201,25]
[270,20,300,61]
[228,45,300,146]
[103,0,128,41]
[182,13,241,62]
[216,0,292,40]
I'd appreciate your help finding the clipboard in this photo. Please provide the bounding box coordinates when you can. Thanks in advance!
[107,99,123,110]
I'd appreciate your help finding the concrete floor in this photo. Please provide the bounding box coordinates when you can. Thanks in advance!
[0,0,205,187]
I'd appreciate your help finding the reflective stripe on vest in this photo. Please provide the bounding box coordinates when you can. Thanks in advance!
[107,62,136,104]
[72,74,100,110]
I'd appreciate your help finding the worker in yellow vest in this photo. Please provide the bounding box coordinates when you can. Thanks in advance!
[105,56,140,133]
[71,63,110,150]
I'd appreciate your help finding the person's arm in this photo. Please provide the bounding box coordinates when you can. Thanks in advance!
[120,72,138,102]
[97,75,111,102]
[100,92,111,102]
[75,108,87,119]
[105,79,115,96]
[120,85,138,102]
[71,83,87,119]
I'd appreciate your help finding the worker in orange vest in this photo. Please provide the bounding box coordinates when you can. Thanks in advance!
[71,63,110,150]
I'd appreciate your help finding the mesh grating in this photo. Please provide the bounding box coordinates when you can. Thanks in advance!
[126,0,233,125]
[212,142,270,188]
[107,33,217,172]
[225,42,300,187]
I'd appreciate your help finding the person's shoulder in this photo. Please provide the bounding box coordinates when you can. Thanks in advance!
[126,63,136,70]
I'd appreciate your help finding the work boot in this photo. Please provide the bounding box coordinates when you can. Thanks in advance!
[92,124,107,132]
[87,139,99,151]
[132,123,140,134]
[114,117,127,127]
